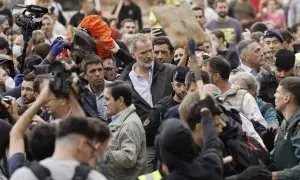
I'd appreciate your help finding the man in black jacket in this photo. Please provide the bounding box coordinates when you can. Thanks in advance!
[257,49,295,106]
[118,33,175,172]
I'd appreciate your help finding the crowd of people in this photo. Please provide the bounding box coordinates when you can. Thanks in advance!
[0,0,300,179]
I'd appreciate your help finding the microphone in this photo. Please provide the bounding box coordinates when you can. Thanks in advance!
[14,4,48,14]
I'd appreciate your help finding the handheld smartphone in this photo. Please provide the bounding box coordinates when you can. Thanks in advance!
[152,28,167,36]
[142,27,151,34]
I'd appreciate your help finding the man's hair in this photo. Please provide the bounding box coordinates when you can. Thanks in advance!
[29,124,56,161]
[92,118,111,142]
[291,23,300,34]
[185,70,211,88]
[250,22,268,33]
[121,18,135,28]
[179,90,200,128]
[31,30,45,46]
[279,77,300,106]
[42,14,54,24]
[105,80,132,106]
[214,0,228,7]
[152,36,174,53]
[57,116,110,142]
[33,74,51,93]
[192,6,204,14]
[5,28,20,37]
[207,56,231,80]
[33,43,51,59]
[251,32,264,43]
[129,33,150,53]
[23,73,36,82]
[83,54,103,73]
[211,30,225,41]
[280,30,294,44]
[237,39,256,57]
[230,72,259,91]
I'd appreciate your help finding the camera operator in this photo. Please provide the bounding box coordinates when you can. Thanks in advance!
[4,72,87,175]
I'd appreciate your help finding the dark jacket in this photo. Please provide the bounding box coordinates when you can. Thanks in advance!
[159,115,223,180]
[79,88,99,118]
[257,71,278,106]
[118,60,175,122]
[272,108,300,180]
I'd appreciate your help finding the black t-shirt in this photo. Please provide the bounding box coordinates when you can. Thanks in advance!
[115,2,143,30]
[69,12,85,27]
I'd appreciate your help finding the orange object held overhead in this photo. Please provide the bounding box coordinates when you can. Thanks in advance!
[78,15,114,59]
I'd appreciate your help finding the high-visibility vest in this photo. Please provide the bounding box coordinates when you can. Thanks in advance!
[138,170,162,180]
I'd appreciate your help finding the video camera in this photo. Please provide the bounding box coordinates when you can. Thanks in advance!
[13,4,48,34]
[34,60,81,99]
[0,96,13,124]
[13,4,48,73]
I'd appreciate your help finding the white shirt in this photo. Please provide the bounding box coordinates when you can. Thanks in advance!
[53,21,67,37]
[241,93,268,128]
[239,113,266,149]
[11,158,107,180]
[240,63,259,76]
[129,63,154,107]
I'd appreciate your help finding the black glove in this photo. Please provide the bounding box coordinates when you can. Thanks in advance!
[262,128,277,152]
[235,165,272,180]
[197,94,223,115]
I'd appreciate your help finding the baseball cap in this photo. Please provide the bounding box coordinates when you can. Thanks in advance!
[172,66,189,83]
[263,30,284,43]
[275,49,295,69]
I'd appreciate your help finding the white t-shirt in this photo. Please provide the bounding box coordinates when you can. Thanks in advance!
[11,158,107,180]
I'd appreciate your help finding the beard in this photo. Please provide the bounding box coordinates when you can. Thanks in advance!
[218,12,227,18]
[137,59,153,68]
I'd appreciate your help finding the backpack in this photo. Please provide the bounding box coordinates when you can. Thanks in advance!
[27,163,91,180]
[225,133,271,174]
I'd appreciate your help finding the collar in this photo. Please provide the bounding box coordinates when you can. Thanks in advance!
[86,83,106,97]
[109,104,136,126]
[131,60,154,76]
[241,63,253,74]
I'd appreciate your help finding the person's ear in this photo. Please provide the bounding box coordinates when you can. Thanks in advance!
[214,73,221,82]
[285,93,292,103]
[77,138,85,152]
[171,82,175,89]
[241,52,248,62]
[131,53,136,59]
[117,96,125,106]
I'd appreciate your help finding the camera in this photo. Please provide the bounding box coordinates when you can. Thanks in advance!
[0,96,13,123]
[34,60,81,99]
[13,5,48,33]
